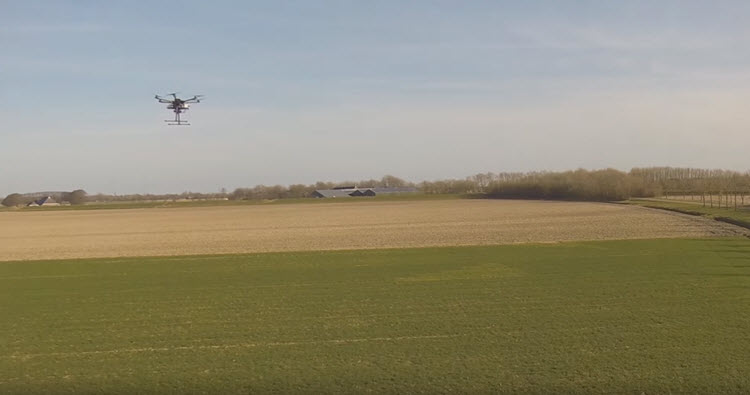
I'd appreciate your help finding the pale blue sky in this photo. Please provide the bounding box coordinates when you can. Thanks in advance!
[2,1,750,194]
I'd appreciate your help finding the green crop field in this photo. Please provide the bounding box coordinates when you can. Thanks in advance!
[627,198,750,227]
[2,238,749,393]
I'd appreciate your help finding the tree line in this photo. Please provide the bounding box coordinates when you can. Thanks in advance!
[419,167,750,202]
[1,190,87,207]
[4,167,750,206]
[1,175,413,206]
[229,175,411,200]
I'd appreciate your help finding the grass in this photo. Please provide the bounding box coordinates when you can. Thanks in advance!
[1,193,462,212]
[2,238,750,393]
[627,198,750,229]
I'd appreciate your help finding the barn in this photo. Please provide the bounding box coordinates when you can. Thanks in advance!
[311,189,360,198]
[312,187,418,198]
[26,196,61,207]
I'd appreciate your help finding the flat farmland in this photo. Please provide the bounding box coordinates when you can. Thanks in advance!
[0,199,745,261]
[2,239,749,393]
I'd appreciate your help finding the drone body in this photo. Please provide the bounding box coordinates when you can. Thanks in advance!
[155,93,202,125]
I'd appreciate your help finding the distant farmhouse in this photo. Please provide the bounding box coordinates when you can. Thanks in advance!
[312,186,418,198]
[26,196,61,207]
[18,191,70,207]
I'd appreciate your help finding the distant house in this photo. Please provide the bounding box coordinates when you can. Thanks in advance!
[312,186,418,198]
[311,189,360,198]
[20,191,68,206]
[26,196,60,207]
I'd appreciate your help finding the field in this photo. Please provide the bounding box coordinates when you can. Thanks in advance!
[2,238,750,393]
[628,198,750,227]
[2,199,750,393]
[0,193,461,212]
[0,199,745,261]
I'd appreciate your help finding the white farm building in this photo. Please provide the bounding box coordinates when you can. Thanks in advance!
[312,186,418,198]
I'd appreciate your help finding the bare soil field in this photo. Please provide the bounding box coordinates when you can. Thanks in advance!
[0,200,745,261]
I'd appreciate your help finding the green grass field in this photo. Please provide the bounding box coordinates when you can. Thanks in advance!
[627,198,750,228]
[2,238,750,393]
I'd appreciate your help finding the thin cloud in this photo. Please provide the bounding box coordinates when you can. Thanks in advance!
[0,24,110,34]
[505,23,738,51]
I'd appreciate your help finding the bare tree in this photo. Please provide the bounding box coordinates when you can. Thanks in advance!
[69,190,88,205]
[1,193,26,207]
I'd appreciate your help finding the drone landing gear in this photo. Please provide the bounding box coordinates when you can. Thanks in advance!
[165,120,190,126]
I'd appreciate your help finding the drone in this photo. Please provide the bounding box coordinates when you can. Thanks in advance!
[155,93,203,125]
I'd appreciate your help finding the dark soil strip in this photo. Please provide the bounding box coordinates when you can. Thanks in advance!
[639,204,750,234]
[715,216,750,230]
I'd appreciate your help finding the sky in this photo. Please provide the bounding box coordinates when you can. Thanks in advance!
[2,1,750,195]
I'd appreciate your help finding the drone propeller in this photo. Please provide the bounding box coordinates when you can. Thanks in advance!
[184,94,204,103]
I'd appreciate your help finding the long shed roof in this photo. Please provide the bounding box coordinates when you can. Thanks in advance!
[312,186,418,198]
[312,189,358,198]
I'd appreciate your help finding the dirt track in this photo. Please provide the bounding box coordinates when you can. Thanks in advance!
[0,200,745,261]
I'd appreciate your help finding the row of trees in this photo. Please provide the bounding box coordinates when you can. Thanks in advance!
[86,191,228,203]
[631,167,750,195]
[1,190,87,207]
[418,170,651,198]
[8,175,414,204]
[230,175,412,200]
[4,167,750,205]
[632,167,750,209]
[456,167,750,202]
[481,169,645,201]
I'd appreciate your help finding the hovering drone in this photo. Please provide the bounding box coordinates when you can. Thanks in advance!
[155,93,203,125]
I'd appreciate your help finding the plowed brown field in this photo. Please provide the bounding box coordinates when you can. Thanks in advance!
[0,200,744,261]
